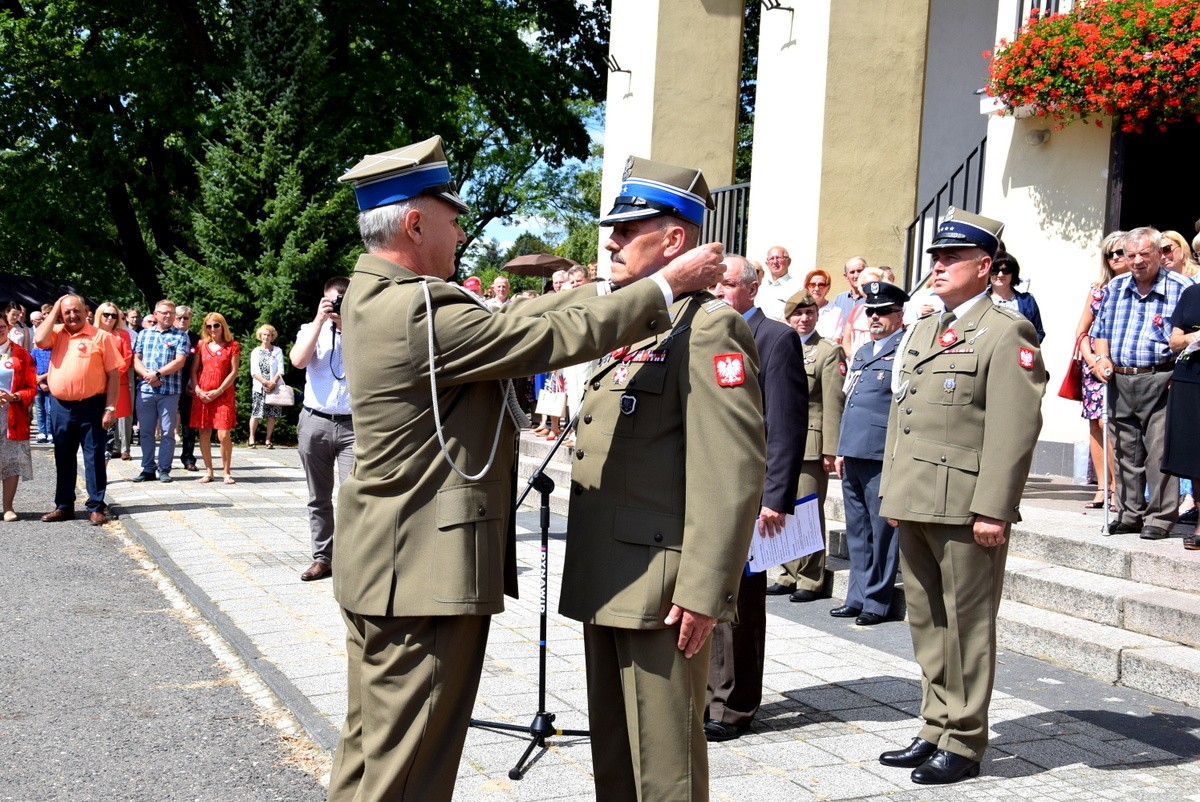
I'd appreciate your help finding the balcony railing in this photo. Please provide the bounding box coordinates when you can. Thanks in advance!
[1014,0,1076,33]
[902,136,987,289]
[703,182,751,257]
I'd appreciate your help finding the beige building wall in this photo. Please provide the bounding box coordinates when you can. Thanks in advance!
[598,0,744,271]
[815,1,930,278]
[980,111,1114,455]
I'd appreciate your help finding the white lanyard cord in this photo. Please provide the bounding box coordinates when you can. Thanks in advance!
[420,278,514,482]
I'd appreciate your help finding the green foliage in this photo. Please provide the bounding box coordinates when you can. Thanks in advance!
[0,0,612,316]
[735,1,759,185]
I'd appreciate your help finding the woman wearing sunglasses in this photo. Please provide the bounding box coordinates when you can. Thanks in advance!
[986,252,1044,342]
[93,303,135,460]
[189,313,241,484]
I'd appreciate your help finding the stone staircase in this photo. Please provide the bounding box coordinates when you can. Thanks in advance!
[516,431,1200,708]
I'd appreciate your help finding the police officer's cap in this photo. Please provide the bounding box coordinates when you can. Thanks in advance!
[862,281,910,310]
[600,156,714,227]
[926,207,1004,258]
[782,290,818,320]
[338,135,471,214]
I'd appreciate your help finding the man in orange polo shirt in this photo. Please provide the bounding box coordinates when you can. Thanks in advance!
[34,295,121,525]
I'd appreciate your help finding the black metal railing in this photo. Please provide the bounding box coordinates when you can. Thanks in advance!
[1014,0,1074,32]
[902,136,988,289]
[703,182,751,256]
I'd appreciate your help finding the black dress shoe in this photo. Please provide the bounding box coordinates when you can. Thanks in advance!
[855,612,886,626]
[131,472,155,483]
[789,589,820,603]
[830,605,861,618]
[879,738,937,768]
[1106,520,1141,536]
[703,720,747,742]
[765,583,792,595]
[1139,525,1168,540]
[910,749,980,785]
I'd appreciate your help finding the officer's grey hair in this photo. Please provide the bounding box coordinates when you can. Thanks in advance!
[1124,226,1161,250]
[723,255,757,287]
[358,198,428,252]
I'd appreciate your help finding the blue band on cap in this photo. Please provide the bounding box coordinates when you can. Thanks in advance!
[352,163,454,211]
[619,178,707,225]
[933,220,999,252]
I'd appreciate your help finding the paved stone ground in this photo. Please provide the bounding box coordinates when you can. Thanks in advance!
[62,439,1200,801]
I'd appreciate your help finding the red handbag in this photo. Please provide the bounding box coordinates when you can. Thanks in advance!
[1057,334,1086,401]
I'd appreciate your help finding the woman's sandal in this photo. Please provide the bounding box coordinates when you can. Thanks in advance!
[223,475,236,485]
[199,474,214,484]
[248,441,257,449]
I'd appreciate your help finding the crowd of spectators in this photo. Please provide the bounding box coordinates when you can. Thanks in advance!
[0,295,290,521]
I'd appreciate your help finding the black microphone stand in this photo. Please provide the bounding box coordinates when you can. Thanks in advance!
[469,414,589,780]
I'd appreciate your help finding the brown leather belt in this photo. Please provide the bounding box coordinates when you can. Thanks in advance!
[1112,362,1173,375]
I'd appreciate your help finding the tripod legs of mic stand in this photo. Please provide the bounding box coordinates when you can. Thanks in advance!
[469,425,589,780]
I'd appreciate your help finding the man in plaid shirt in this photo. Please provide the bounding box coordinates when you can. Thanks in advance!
[1090,226,1194,540]
[133,299,191,483]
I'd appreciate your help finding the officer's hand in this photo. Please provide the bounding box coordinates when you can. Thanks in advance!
[833,456,845,479]
[659,243,726,296]
[758,506,785,537]
[665,605,717,659]
[821,454,836,474]
[973,515,1008,548]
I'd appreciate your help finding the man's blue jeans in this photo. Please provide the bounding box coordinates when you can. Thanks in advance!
[48,394,108,512]
[136,391,181,477]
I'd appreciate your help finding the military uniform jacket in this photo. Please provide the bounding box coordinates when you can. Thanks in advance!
[838,331,902,461]
[558,294,766,627]
[334,254,672,618]
[879,298,1047,525]
[800,331,846,461]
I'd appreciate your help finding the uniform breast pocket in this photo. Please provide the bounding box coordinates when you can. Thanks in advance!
[433,480,504,604]
[602,363,668,438]
[928,354,977,406]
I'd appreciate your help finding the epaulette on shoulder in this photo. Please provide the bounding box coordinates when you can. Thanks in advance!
[701,297,729,314]
[821,336,841,347]
[988,304,1023,321]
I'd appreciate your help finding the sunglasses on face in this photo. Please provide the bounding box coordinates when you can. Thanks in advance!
[866,307,902,317]
[205,323,222,330]
[1106,249,1125,259]
[1163,244,1178,254]
[990,267,1014,276]
[101,312,119,319]
[808,281,828,288]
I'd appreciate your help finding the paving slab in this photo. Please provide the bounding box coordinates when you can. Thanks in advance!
[83,438,1200,801]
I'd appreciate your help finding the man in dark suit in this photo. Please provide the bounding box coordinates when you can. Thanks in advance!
[559,157,766,801]
[328,137,728,802]
[703,255,807,741]
[831,281,908,626]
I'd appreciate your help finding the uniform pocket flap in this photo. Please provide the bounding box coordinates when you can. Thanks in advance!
[436,481,503,528]
[613,506,684,551]
[931,353,977,373]
[911,438,979,473]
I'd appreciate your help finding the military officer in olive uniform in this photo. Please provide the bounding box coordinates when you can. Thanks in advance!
[329,137,728,802]
[559,157,766,802]
[831,281,909,626]
[877,209,1046,786]
[766,290,846,602]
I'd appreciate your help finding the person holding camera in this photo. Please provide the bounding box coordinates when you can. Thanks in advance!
[289,276,353,582]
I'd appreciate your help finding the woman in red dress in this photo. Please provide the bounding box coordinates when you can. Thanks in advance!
[189,313,240,484]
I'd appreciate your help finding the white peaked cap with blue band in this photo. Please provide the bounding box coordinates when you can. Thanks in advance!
[600,155,714,227]
[338,135,471,214]
[926,207,1004,258]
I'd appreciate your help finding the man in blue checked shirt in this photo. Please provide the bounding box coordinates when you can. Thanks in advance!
[1090,226,1194,540]
[132,299,191,483]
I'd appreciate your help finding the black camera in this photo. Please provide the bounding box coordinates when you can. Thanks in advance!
[331,293,344,315]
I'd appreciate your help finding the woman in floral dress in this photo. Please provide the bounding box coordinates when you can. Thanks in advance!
[189,313,241,484]
[1075,231,1128,509]
[249,324,284,449]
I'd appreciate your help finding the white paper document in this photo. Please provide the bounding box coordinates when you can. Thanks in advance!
[745,494,824,574]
